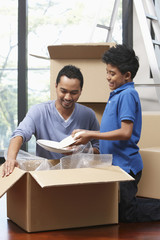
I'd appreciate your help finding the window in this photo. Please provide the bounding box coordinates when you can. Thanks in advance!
[27,0,122,153]
[0,1,18,150]
[0,0,122,153]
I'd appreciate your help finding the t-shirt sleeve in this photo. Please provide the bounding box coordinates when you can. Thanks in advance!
[11,105,38,143]
[119,91,137,123]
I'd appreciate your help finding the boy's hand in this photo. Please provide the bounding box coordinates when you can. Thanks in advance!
[72,129,92,145]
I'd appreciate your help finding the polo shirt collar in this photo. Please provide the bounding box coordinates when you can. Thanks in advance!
[110,82,134,97]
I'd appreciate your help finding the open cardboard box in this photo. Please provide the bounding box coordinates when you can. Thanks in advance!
[0,159,133,232]
[137,147,160,199]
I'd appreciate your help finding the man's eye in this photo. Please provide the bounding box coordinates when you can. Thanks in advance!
[61,90,66,93]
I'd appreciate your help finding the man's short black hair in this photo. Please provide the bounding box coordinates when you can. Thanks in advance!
[56,65,83,89]
[102,44,139,79]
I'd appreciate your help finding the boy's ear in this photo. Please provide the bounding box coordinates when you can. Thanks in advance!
[125,71,132,81]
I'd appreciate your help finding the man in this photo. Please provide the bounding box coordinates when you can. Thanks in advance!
[3,65,99,177]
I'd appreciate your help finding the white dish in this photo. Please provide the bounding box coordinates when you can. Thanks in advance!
[59,131,85,148]
[59,135,76,148]
[37,131,85,154]
[37,139,74,154]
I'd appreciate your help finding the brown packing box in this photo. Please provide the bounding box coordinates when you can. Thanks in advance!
[47,43,115,102]
[0,161,133,232]
[138,111,160,149]
[137,147,160,199]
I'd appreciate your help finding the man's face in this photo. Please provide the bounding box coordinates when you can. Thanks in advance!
[56,76,82,110]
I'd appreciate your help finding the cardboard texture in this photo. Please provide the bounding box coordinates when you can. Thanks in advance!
[0,163,133,232]
[138,111,160,148]
[81,102,106,124]
[137,147,160,199]
[48,43,115,102]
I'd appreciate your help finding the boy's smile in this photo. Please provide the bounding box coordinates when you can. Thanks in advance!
[106,64,131,91]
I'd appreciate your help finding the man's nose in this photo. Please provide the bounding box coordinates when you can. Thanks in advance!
[65,93,72,100]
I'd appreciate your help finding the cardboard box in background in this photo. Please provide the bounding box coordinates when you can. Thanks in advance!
[48,43,115,103]
[81,102,106,124]
[137,147,160,199]
[138,111,160,149]
[0,162,133,232]
[137,113,160,199]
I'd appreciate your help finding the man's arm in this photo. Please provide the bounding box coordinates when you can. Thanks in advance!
[2,136,23,177]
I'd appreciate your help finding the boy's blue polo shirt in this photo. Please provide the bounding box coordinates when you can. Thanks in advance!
[100,82,143,175]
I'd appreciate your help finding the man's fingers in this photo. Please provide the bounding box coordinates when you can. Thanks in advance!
[2,163,11,177]
[2,161,18,177]
[2,163,9,177]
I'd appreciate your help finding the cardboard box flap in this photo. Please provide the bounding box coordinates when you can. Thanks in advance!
[0,165,26,198]
[47,43,114,59]
[29,54,50,60]
[30,166,133,188]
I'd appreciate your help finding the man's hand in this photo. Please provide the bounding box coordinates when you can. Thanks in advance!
[2,136,23,177]
[2,159,19,177]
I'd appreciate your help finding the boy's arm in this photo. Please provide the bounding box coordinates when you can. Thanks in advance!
[2,136,23,177]
[72,120,133,145]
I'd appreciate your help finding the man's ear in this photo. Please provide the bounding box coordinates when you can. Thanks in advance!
[55,83,58,88]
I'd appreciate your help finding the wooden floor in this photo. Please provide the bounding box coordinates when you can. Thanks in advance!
[1,194,160,240]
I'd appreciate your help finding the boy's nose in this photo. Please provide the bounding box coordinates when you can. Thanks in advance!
[107,74,111,81]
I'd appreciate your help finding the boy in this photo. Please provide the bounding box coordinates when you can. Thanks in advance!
[72,44,160,222]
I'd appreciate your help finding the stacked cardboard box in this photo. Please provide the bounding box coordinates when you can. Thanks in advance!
[137,147,160,199]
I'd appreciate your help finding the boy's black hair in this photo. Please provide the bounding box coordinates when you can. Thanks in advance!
[102,44,139,79]
[56,65,83,89]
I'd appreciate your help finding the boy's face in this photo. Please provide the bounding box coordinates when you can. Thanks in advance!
[106,64,131,91]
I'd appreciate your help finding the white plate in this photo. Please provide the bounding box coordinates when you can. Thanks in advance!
[59,131,85,147]
[37,131,85,154]
[59,135,76,148]
[37,139,74,154]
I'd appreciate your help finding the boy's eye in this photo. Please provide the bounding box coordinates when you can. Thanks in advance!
[107,71,115,76]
